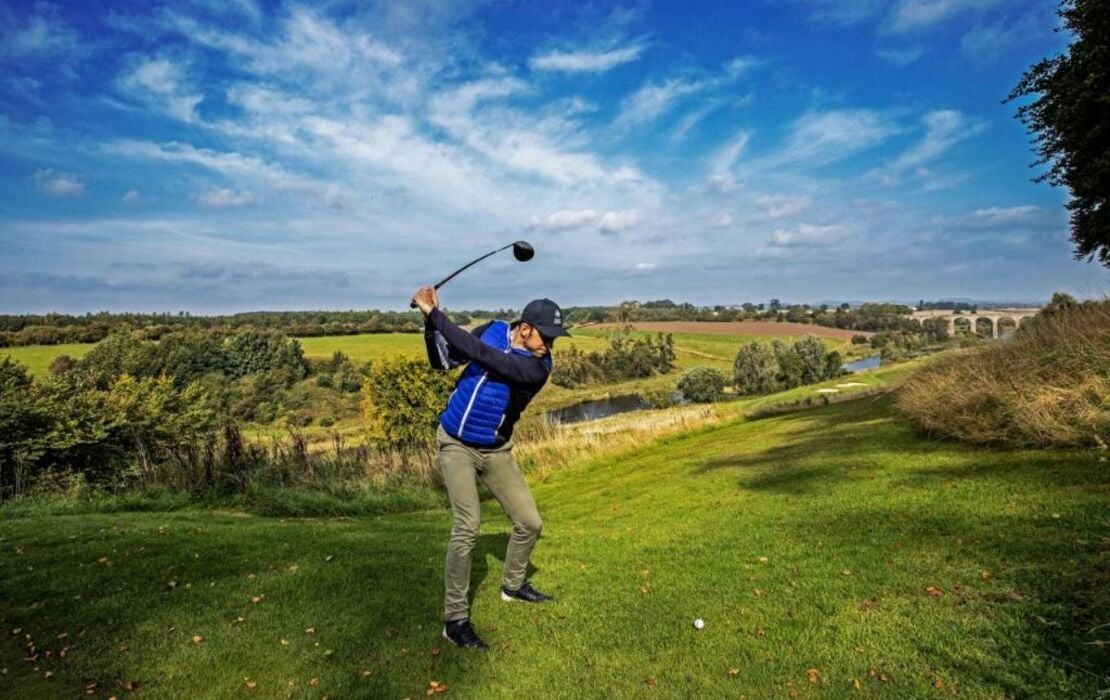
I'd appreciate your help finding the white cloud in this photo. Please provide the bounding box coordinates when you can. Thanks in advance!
[105,139,349,208]
[770,223,850,246]
[530,43,646,73]
[0,6,79,59]
[892,110,978,170]
[960,14,1041,64]
[710,209,734,228]
[768,110,897,168]
[122,189,141,204]
[971,205,1040,225]
[197,188,256,208]
[755,195,812,220]
[635,262,657,271]
[876,46,927,65]
[788,0,887,26]
[33,168,84,196]
[705,130,750,192]
[872,109,983,186]
[614,77,707,130]
[888,0,1004,33]
[530,208,641,233]
[118,57,203,123]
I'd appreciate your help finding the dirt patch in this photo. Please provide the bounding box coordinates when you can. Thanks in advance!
[588,321,868,341]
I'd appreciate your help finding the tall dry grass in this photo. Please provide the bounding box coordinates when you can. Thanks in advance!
[897,301,1110,447]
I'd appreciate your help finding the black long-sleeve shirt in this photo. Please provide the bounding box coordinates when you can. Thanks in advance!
[423,309,550,384]
[423,308,550,444]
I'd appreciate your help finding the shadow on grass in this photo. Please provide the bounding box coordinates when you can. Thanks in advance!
[0,508,549,698]
[690,394,1109,695]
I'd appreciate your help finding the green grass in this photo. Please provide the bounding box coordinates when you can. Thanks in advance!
[1,343,94,377]
[2,395,1106,698]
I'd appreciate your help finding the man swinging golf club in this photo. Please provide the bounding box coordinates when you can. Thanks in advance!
[412,285,569,651]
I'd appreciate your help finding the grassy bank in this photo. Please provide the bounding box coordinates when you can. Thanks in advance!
[2,393,1106,698]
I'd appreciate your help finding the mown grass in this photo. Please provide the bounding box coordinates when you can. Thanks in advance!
[2,394,1106,698]
[0,343,94,377]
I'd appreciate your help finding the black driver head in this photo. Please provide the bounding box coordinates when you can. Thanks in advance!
[512,240,535,262]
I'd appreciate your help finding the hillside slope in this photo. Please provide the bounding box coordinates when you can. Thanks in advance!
[1,396,1106,698]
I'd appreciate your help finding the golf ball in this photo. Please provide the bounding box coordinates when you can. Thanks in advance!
[693,618,705,630]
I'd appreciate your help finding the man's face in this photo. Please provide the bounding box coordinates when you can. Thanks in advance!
[518,323,553,358]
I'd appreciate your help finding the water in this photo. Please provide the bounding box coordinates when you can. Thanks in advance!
[842,355,882,373]
[546,394,648,425]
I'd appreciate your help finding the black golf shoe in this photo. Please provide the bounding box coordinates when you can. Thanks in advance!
[500,580,553,604]
[442,619,489,651]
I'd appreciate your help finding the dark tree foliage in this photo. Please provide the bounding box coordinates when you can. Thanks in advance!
[1009,0,1110,267]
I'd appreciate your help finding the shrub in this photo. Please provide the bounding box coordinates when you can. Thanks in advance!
[898,299,1110,447]
[642,383,678,409]
[361,356,456,449]
[678,367,728,403]
[851,334,869,345]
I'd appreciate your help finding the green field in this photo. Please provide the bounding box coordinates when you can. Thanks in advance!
[2,327,855,378]
[298,331,610,364]
[0,343,94,377]
[2,394,1105,698]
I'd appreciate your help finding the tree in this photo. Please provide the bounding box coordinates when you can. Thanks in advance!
[0,358,50,498]
[733,342,777,396]
[1009,0,1109,267]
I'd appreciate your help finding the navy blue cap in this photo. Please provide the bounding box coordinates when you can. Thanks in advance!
[519,298,570,339]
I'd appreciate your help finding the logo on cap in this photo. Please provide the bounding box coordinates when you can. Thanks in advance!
[553,310,562,325]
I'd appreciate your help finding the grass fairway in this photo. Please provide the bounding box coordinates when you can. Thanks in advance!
[2,396,1106,698]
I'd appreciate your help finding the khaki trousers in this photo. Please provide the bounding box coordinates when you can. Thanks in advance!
[437,425,542,622]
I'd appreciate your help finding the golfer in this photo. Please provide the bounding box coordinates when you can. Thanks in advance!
[412,286,569,651]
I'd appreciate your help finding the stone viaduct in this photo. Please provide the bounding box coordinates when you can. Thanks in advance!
[910,308,1040,339]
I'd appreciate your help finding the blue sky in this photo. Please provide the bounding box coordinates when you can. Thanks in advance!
[0,0,1104,313]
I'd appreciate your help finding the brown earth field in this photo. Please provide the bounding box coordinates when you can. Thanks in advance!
[587,320,869,340]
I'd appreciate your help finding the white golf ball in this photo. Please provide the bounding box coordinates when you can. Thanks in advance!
[693,618,705,630]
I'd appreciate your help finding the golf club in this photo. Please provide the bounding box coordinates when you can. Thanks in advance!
[410,240,534,307]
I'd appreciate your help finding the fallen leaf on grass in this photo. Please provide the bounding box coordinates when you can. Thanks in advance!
[192,635,204,644]
[280,639,289,646]
[309,678,320,687]
[325,555,335,562]
[427,679,448,694]
[925,586,944,597]
[44,671,54,680]
[361,670,373,678]
[753,588,766,597]
[123,680,138,691]
[841,569,852,576]
[756,627,765,637]
[245,679,257,690]
[643,677,656,687]
[251,596,262,604]
[934,678,944,689]
[431,647,441,656]
[728,668,740,677]
[852,678,861,690]
[807,668,821,684]
[758,557,769,564]
[980,570,992,580]
[305,627,316,635]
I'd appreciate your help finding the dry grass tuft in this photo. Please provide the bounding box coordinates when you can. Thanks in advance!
[897,301,1110,448]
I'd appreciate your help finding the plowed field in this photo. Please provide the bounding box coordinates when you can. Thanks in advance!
[590,320,866,340]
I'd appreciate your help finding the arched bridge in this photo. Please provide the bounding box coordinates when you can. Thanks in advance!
[911,308,1040,338]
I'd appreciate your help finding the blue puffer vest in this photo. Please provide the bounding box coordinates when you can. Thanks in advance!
[440,321,536,446]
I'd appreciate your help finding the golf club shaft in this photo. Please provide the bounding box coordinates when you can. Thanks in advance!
[410,243,514,308]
